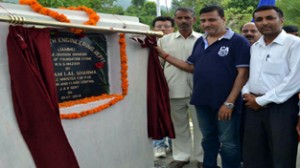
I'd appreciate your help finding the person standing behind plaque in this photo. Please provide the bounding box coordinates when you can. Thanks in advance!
[157,7,204,168]
[151,16,175,158]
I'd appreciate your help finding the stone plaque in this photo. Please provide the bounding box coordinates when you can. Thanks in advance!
[50,31,109,102]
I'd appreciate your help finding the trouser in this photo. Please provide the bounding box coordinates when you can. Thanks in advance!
[153,138,171,148]
[196,105,241,168]
[170,98,204,162]
[243,95,299,168]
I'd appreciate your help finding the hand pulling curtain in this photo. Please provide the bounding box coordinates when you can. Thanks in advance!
[7,26,79,168]
[132,36,175,139]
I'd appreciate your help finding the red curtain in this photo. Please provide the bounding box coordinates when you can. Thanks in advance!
[132,36,175,139]
[7,26,79,168]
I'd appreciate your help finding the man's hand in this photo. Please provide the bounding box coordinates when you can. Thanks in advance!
[243,93,262,110]
[144,35,157,47]
[296,117,300,136]
[153,46,166,58]
[218,105,233,120]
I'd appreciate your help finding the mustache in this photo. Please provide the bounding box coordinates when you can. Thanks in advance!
[203,26,214,31]
[179,23,189,27]
[245,35,254,39]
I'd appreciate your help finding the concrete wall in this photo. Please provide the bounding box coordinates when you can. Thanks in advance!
[0,3,153,168]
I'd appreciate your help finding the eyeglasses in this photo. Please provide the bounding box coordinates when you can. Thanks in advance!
[154,25,172,29]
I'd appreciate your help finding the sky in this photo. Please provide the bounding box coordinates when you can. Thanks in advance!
[148,0,171,8]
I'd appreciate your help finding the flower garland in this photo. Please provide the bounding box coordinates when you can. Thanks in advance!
[19,0,100,34]
[60,33,128,119]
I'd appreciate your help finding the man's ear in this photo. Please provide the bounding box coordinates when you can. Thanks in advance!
[193,16,197,23]
[222,16,226,22]
[279,17,284,25]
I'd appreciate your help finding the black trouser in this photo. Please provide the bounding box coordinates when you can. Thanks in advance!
[243,95,299,168]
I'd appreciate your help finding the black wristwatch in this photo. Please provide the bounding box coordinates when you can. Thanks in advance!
[224,102,235,109]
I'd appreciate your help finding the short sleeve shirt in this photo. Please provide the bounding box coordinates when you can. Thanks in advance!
[187,29,250,110]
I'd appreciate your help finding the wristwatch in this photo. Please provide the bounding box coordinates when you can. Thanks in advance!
[224,102,235,109]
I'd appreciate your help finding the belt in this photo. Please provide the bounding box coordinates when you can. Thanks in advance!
[250,92,264,97]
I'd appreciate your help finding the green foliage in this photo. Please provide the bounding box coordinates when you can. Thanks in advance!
[131,0,145,7]
[169,0,256,33]
[200,0,221,6]
[125,5,139,16]
[2,0,299,32]
[277,0,300,29]
[224,7,254,33]
[171,0,220,11]
[38,0,64,8]
[126,1,157,26]
[225,0,258,9]
[37,0,123,14]
[221,0,257,33]
[142,2,157,16]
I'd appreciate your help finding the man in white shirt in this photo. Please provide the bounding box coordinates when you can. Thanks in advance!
[158,7,204,168]
[242,6,300,168]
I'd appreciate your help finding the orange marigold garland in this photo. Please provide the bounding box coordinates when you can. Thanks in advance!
[119,33,129,96]
[19,0,100,34]
[60,33,129,119]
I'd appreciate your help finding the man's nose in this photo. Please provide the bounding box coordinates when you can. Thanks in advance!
[261,19,269,25]
[202,21,210,27]
[182,18,189,22]
[246,31,252,35]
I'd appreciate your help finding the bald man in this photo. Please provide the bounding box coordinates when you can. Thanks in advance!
[241,22,261,45]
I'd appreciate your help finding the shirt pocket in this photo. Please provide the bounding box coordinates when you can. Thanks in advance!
[261,61,284,76]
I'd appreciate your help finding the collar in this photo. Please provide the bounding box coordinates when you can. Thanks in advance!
[256,30,286,46]
[175,31,198,39]
[202,28,234,40]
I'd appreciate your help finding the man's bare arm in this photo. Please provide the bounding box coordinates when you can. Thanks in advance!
[154,46,194,73]
[218,67,249,120]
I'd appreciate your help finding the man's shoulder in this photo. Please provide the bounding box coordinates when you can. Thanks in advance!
[229,33,251,47]
[158,33,177,47]
[285,33,300,44]
[161,31,202,39]
[192,31,202,38]
[158,33,175,45]
[160,32,177,40]
[231,32,247,41]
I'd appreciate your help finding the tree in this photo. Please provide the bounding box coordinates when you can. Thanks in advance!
[169,0,222,32]
[277,0,300,29]
[224,7,254,33]
[224,0,258,9]
[6,0,299,34]
[37,0,123,14]
[126,1,157,26]
[171,0,220,10]
[131,0,145,7]
[140,2,156,25]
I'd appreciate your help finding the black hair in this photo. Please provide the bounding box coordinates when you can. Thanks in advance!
[152,16,175,27]
[174,7,195,17]
[282,25,298,33]
[252,6,284,18]
[199,5,224,18]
